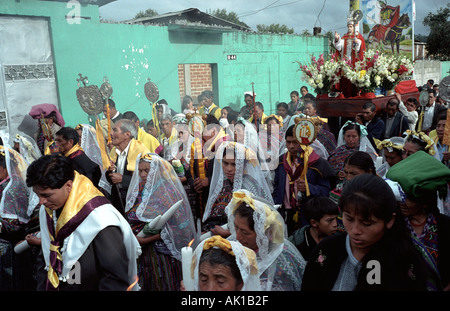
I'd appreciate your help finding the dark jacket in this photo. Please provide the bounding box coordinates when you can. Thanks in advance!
[302,232,430,291]
[36,226,130,291]
[69,151,102,189]
[105,157,133,216]
[288,225,317,262]
[381,111,410,140]
[272,154,335,205]
[365,116,384,150]
[435,213,450,288]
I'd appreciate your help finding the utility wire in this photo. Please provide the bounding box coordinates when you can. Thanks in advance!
[238,0,302,17]
[314,0,327,27]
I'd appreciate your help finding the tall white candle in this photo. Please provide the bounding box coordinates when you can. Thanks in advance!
[181,244,195,291]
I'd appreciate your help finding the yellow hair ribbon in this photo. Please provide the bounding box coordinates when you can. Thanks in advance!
[243,247,259,276]
[231,191,284,244]
[405,130,436,156]
[231,191,256,211]
[140,153,153,162]
[223,142,258,167]
[266,114,284,128]
[374,138,403,151]
[203,235,235,256]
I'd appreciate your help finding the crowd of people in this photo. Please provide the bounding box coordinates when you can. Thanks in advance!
[1,83,450,292]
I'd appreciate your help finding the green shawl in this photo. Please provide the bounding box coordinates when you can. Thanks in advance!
[386,151,450,200]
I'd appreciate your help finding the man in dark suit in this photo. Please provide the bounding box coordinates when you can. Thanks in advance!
[355,102,384,150]
[381,98,410,139]
[103,99,123,123]
[55,127,101,188]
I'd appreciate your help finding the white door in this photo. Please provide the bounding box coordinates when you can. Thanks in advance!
[0,15,59,142]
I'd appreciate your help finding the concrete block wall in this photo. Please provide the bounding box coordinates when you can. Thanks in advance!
[414,60,442,86]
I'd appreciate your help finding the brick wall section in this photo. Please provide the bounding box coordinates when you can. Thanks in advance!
[178,63,212,105]
[178,64,185,99]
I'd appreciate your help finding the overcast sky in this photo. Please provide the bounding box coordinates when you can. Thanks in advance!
[99,0,448,36]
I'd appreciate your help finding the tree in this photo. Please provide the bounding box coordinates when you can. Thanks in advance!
[423,4,450,59]
[256,23,294,34]
[134,9,158,19]
[208,9,250,29]
[300,29,311,36]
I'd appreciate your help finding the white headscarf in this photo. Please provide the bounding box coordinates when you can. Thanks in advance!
[0,143,37,223]
[190,235,262,291]
[226,189,306,291]
[230,119,275,189]
[336,120,378,156]
[203,142,273,223]
[78,124,111,194]
[125,153,196,261]
[13,133,42,164]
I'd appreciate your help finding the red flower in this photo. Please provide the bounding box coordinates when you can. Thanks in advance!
[398,65,409,75]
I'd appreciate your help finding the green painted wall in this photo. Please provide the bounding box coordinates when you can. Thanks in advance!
[442,61,450,79]
[1,0,328,127]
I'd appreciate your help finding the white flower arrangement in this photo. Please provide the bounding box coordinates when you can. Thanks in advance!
[297,54,341,95]
[297,49,414,96]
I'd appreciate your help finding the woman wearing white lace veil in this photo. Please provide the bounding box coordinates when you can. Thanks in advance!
[0,142,38,289]
[328,121,378,181]
[125,152,196,291]
[202,141,273,233]
[226,189,306,291]
[374,136,405,177]
[189,235,261,291]
[13,133,42,164]
[76,124,111,195]
[402,129,440,161]
[232,119,274,190]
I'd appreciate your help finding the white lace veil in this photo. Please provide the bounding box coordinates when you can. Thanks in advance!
[226,190,306,290]
[13,133,42,164]
[78,124,111,194]
[230,119,276,191]
[125,153,196,261]
[0,143,37,223]
[203,142,273,223]
[375,136,405,177]
[191,236,262,291]
[337,121,378,156]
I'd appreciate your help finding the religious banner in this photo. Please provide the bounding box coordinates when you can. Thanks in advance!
[362,0,413,58]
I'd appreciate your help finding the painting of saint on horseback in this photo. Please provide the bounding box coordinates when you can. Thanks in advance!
[362,0,413,58]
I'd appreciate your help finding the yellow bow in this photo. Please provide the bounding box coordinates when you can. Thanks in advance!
[266,114,284,128]
[231,191,284,244]
[223,142,258,167]
[405,130,436,156]
[231,191,256,211]
[140,153,153,162]
[374,138,403,152]
[203,235,235,256]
